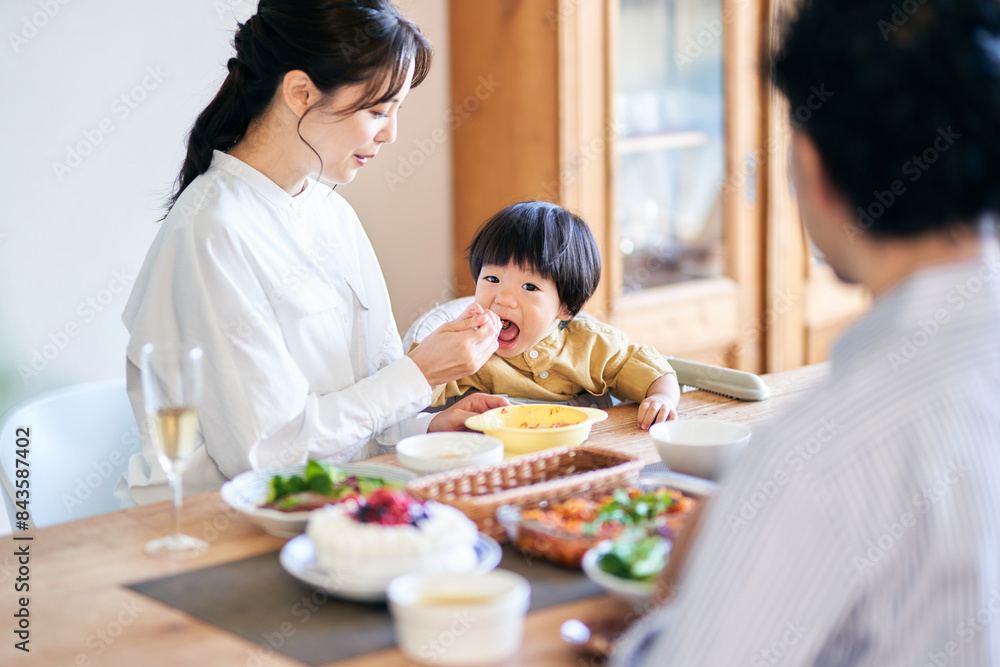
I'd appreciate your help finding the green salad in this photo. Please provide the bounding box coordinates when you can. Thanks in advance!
[596,533,671,581]
[585,487,682,535]
[264,459,402,512]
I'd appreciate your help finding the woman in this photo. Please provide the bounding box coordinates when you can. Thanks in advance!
[116,0,506,506]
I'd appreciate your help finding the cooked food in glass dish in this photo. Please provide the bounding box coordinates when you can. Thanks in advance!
[498,477,699,568]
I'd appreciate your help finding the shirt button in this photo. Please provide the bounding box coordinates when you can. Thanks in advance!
[290,200,300,211]
[529,350,539,359]
[539,371,549,379]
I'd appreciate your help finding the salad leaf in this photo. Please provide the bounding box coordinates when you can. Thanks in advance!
[266,476,284,504]
[590,488,679,532]
[358,477,385,496]
[303,459,344,495]
[597,534,670,581]
[267,462,344,504]
[264,461,403,509]
[268,474,308,503]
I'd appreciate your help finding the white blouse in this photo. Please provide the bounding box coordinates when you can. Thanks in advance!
[116,151,433,506]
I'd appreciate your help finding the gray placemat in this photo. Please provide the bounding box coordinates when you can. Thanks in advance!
[126,544,603,666]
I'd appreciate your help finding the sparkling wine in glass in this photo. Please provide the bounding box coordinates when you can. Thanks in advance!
[140,343,209,559]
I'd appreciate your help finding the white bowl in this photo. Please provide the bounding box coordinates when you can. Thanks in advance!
[396,432,504,475]
[648,419,751,480]
[388,569,531,665]
[220,463,417,538]
[581,542,661,607]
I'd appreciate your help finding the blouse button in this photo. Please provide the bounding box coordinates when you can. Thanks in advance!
[539,371,549,379]
[528,350,539,359]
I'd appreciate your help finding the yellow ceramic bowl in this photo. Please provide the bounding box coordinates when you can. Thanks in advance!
[464,404,609,455]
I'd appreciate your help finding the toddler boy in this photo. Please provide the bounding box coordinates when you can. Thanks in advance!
[431,201,679,429]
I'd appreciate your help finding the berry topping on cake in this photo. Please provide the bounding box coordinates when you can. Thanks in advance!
[351,488,428,527]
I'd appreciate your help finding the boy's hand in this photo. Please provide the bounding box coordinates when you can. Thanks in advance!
[638,393,678,430]
[638,372,681,430]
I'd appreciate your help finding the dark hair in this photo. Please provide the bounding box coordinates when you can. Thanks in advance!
[168,0,432,210]
[770,0,1000,237]
[467,201,602,319]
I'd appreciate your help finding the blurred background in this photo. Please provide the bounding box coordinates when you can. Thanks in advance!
[0,0,870,419]
[0,0,453,417]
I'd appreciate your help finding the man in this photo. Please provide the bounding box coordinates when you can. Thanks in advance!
[614,0,1000,664]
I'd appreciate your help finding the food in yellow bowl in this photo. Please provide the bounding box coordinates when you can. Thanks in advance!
[463,404,608,454]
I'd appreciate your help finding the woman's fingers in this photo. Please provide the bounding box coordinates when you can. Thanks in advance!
[427,392,509,432]
[457,301,485,321]
[458,392,509,413]
[407,311,501,386]
[443,311,495,333]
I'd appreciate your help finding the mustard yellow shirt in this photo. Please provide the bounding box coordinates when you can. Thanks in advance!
[430,318,674,407]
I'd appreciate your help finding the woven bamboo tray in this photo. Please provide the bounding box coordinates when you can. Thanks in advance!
[405,445,644,541]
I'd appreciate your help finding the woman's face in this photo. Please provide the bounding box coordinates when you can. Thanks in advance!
[474,262,572,358]
[300,63,415,186]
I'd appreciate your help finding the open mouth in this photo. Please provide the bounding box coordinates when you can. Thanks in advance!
[354,154,374,165]
[497,318,520,349]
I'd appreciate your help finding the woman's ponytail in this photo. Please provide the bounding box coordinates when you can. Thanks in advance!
[170,59,250,207]
[168,14,281,209]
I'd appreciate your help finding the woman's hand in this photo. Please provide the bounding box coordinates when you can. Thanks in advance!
[408,302,502,387]
[427,392,510,432]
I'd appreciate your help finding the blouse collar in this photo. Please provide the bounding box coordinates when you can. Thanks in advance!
[210,150,317,213]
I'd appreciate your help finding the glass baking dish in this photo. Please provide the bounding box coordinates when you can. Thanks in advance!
[496,473,715,569]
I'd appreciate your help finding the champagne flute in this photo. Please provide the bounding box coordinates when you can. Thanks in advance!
[140,343,209,559]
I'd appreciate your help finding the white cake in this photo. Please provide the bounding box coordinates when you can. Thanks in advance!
[307,496,480,585]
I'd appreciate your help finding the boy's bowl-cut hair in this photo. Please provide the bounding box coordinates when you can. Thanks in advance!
[467,201,601,318]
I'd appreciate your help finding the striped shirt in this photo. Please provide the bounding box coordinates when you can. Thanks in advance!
[614,251,1000,666]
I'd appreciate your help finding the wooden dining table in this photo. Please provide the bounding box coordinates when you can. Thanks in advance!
[1,363,827,667]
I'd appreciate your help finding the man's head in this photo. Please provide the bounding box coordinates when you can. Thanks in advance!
[467,201,601,357]
[772,0,1000,278]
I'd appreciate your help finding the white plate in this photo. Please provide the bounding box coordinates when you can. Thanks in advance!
[221,463,418,538]
[279,533,503,602]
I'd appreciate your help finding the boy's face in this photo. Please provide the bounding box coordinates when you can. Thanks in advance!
[474,262,572,358]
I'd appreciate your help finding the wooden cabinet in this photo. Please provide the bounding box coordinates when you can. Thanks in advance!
[449,0,867,372]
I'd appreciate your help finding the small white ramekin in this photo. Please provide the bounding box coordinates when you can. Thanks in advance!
[387,569,531,665]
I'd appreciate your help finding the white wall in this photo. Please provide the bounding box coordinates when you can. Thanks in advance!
[0,0,453,417]
[341,1,455,331]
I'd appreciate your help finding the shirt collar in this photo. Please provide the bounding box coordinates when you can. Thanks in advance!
[210,150,318,213]
[502,323,569,369]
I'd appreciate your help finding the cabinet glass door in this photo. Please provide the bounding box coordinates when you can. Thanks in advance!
[616,0,725,292]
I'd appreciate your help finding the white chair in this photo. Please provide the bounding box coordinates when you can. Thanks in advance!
[0,379,139,531]
[402,296,476,351]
